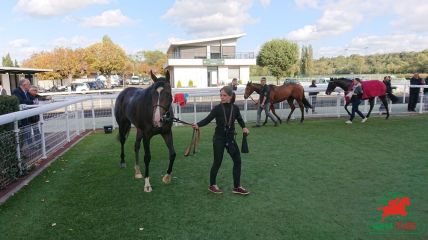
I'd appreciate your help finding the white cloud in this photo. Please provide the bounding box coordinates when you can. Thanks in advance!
[390,1,428,32]
[289,0,428,43]
[81,9,134,28]
[52,36,94,48]
[294,0,319,9]
[259,0,271,8]
[14,0,110,17]
[9,39,30,48]
[318,34,428,58]
[162,0,257,38]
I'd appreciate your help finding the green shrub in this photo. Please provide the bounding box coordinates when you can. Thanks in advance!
[0,95,20,189]
[177,80,182,88]
[188,80,194,88]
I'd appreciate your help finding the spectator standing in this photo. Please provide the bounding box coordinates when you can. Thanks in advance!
[306,80,318,113]
[229,78,238,103]
[408,73,423,112]
[12,79,32,105]
[192,86,250,195]
[255,77,278,127]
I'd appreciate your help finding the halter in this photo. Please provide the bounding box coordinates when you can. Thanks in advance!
[152,86,172,124]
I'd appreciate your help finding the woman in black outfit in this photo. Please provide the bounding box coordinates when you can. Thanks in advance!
[192,86,250,195]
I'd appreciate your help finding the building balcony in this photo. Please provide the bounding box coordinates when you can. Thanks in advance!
[167,52,255,60]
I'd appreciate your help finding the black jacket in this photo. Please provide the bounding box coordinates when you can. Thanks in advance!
[12,87,33,105]
[197,103,245,138]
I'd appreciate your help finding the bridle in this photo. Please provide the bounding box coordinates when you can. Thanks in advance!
[244,85,258,104]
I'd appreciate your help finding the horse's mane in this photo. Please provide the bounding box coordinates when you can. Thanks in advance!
[331,77,352,81]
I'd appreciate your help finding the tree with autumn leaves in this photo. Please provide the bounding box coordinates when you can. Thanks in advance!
[22,35,166,82]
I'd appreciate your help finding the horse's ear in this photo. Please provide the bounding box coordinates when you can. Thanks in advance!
[165,70,170,83]
[150,70,158,82]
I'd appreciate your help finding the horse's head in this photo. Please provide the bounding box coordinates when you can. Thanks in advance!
[325,78,337,95]
[244,81,254,99]
[150,70,173,128]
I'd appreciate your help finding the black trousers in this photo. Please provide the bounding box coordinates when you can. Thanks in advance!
[211,136,241,188]
[408,90,419,111]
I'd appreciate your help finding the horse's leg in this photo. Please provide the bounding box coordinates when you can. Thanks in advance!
[263,112,268,126]
[161,131,176,184]
[286,99,295,123]
[134,129,144,179]
[380,96,390,119]
[344,102,351,116]
[366,98,375,119]
[297,100,305,123]
[118,120,131,168]
[270,103,282,124]
[142,135,153,192]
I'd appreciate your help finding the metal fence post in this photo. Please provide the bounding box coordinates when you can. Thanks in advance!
[39,113,47,159]
[75,103,80,135]
[14,121,23,175]
[336,94,341,118]
[80,102,85,131]
[244,98,248,122]
[111,98,115,129]
[419,88,423,113]
[193,96,197,123]
[91,98,96,131]
[65,106,70,142]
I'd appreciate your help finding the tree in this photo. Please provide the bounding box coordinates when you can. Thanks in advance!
[2,53,14,67]
[14,59,19,67]
[300,45,313,76]
[257,39,299,84]
[86,35,128,77]
[141,50,167,75]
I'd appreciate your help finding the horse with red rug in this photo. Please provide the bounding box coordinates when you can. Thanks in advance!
[325,78,390,119]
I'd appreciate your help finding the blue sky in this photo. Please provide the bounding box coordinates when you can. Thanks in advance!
[1,0,428,63]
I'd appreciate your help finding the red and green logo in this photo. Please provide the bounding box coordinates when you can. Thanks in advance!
[370,192,418,234]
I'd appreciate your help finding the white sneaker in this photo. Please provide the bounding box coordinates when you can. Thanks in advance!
[361,118,367,123]
[345,120,352,124]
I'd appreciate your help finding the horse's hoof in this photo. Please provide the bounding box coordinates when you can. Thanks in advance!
[162,174,171,184]
[120,162,126,168]
[135,173,143,179]
[144,186,152,192]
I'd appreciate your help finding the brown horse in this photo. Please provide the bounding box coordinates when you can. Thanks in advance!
[244,82,312,123]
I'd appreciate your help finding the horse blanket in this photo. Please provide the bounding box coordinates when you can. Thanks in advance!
[361,80,386,100]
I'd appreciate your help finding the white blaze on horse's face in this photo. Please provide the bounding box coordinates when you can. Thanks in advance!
[153,86,164,127]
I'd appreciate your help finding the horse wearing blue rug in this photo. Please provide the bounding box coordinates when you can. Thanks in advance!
[114,70,176,192]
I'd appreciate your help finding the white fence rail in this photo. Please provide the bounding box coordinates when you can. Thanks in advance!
[1,85,427,189]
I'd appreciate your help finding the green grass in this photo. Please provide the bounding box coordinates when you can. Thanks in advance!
[1,115,427,240]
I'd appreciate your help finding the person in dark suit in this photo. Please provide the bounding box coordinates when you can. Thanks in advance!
[12,79,32,105]
[12,79,33,147]
[408,73,423,112]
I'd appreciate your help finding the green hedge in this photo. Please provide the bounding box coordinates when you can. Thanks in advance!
[0,95,20,189]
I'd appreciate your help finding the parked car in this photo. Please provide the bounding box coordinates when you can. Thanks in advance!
[142,77,151,85]
[87,81,104,90]
[110,75,122,87]
[130,76,141,85]
[70,83,90,92]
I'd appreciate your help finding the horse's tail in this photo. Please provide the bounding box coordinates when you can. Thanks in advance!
[302,95,312,109]
[114,89,132,142]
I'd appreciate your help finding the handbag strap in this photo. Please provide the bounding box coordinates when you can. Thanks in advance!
[221,103,234,128]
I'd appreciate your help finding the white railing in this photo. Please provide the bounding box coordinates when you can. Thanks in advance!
[1,85,427,189]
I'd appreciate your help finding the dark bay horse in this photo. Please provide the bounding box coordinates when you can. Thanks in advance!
[115,70,176,192]
[244,82,312,123]
[325,78,390,119]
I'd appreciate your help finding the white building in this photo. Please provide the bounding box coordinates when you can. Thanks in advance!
[165,33,256,88]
